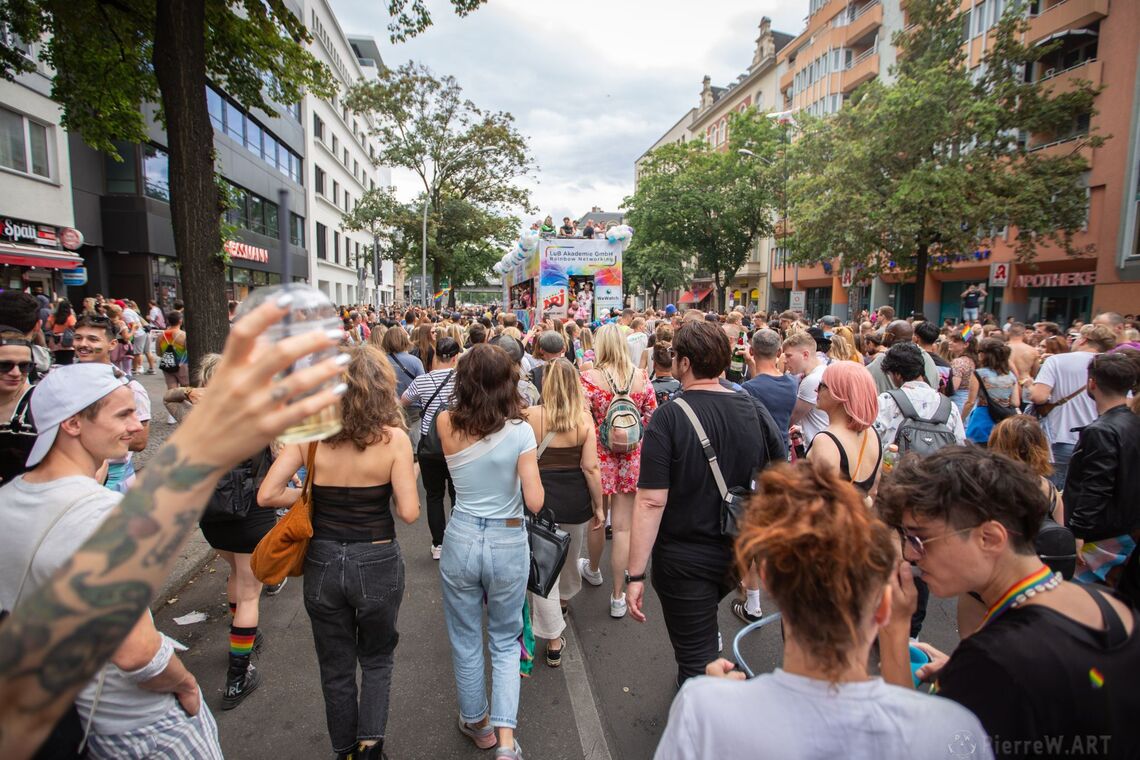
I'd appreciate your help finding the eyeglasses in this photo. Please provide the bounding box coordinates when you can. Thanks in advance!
[899,527,973,560]
[0,361,33,375]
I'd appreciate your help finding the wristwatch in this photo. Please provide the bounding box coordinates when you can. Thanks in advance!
[625,570,647,584]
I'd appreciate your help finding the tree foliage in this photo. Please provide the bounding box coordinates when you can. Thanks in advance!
[622,241,691,308]
[623,109,782,310]
[787,0,1102,310]
[346,61,534,301]
[385,0,488,42]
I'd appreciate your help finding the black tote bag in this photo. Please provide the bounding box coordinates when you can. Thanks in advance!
[526,507,571,598]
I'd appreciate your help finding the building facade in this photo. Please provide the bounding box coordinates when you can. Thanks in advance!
[771,0,1140,322]
[0,30,83,297]
[633,18,793,313]
[303,0,394,308]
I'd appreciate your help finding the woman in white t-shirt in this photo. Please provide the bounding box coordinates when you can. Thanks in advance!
[654,461,990,760]
[436,344,544,760]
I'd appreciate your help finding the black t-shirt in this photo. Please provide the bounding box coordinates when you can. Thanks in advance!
[936,592,1140,759]
[963,290,982,308]
[560,224,574,235]
[0,385,35,486]
[582,227,595,238]
[638,389,766,548]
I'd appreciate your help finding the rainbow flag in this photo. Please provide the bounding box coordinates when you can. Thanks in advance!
[961,324,975,342]
[1089,667,1105,689]
[433,287,451,300]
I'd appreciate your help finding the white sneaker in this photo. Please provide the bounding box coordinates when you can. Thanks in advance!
[610,593,627,619]
[431,545,442,561]
[578,558,603,587]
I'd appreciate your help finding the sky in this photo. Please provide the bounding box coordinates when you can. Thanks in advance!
[328,0,805,227]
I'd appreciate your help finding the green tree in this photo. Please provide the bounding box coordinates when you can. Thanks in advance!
[340,186,405,287]
[787,0,1102,312]
[623,109,782,311]
[385,0,488,42]
[623,240,691,308]
[346,62,534,305]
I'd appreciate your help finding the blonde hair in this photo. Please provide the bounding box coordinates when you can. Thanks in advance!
[445,323,465,350]
[197,353,223,387]
[540,358,586,433]
[502,326,523,342]
[368,324,388,350]
[593,323,634,380]
[579,327,594,350]
[828,334,860,363]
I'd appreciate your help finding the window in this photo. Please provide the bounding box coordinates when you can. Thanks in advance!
[316,222,328,259]
[224,100,244,142]
[313,114,325,141]
[290,213,305,247]
[287,102,301,121]
[225,181,279,237]
[973,1,987,37]
[353,159,359,178]
[344,191,350,212]
[354,241,360,268]
[333,230,340,264]
[245,120,262,156]
[142,144,170,202]
[0,107,50,179]
[207,88,225,132]
[332,134,338,153]
[343,148,349,166]
[315,165,326,195]
[333,180,339,205]
[104,141,138,193]
[264,201,279,238]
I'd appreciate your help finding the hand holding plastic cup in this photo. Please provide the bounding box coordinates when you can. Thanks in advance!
[234,283,344,443]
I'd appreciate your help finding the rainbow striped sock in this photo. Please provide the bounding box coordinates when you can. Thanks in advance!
[230,626,257,658]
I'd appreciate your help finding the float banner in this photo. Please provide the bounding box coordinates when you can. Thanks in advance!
[538,239,622,319]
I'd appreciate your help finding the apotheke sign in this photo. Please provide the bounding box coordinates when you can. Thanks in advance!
[1014,272,1096,288]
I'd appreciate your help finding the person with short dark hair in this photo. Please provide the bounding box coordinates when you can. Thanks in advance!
[742,329,797,448]
[0,327,37,485]
[1063,353,1140,604]
[874,342,965,453]
[877,447,1140,759]
[627,320,771,685]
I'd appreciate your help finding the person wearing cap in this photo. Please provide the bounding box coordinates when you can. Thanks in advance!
[664,304,677,317]
[0,363,224,758]
[73,313,152,492]
[0,326,38,486]
[402,336,462,559]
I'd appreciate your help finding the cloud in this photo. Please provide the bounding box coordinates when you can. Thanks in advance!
[330,0,802,231]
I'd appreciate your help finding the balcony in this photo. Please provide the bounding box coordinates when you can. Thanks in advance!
[841,49,879,93]
[844,1,883,47]
[1027,134,1093,161]
[1027,0,1109,47]
[1037,58,1102,95]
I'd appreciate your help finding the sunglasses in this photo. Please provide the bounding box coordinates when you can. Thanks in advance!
[0,361,33,375]
[818,381,829,392]
[898,527,973,560]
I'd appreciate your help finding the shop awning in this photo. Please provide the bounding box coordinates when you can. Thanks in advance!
[0,243,83,270]
[678,287,713,305]
[1034,29,1097,47]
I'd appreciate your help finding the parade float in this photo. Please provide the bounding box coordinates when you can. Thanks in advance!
[492,225,633,325]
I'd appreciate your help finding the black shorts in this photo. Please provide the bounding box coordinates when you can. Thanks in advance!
[200,509,276,554]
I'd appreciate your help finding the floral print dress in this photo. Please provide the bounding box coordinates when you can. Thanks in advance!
[581,368,657,495]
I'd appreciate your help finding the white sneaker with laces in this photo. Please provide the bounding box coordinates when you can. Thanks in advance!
[610,593,627,619]
[431,545,442,561]
[578,557,603,587]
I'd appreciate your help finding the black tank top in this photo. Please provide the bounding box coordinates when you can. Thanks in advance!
[0,386,35,486]
[310,484,395,542]
[810,428,882,494]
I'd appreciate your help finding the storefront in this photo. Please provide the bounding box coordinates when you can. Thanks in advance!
[1019,271,1095,325]
[0,214,85,296]
[939,280,1003,325]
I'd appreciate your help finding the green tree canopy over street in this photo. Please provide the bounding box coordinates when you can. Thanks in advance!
[622,241,692,308]
[622,108,783,311]
[346,61,535,305]
[786,0,1102,311]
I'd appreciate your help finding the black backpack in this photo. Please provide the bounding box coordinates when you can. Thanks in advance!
[203,448,271,521]
[1038,482,1077,579]
[886,390,959,456]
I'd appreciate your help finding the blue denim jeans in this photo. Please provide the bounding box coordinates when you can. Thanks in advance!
[1049,442,1075,490]
[303,539,405,754]
[439,511,530,729]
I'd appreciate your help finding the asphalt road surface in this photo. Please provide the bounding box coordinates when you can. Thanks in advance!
[155,485,961,760]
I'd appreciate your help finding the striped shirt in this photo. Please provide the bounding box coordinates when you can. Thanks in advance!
[401,369,456,435]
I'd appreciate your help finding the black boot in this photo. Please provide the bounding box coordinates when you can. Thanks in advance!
[221,654,261,710]
[357,742,386,760]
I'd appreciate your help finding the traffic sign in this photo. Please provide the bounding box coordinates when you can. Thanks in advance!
[789,290,806,311]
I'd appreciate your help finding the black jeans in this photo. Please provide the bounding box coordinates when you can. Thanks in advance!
[420,456,454,546]
[304,539,405,754]
[651,542,735,685]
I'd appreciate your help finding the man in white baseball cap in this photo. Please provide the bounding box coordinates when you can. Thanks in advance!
[0,362,222,758]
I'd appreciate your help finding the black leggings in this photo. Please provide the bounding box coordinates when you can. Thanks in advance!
[651,544,735,686]
[419,456,455,546]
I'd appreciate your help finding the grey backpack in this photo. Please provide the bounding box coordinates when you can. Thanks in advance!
[886,390,958,456]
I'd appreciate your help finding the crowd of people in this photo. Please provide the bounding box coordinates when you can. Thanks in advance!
[1,284,1139,759]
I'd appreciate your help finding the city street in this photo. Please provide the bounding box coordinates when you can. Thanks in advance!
[154,486,962,760]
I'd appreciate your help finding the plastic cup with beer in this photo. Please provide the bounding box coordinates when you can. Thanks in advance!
[235,283,343,443]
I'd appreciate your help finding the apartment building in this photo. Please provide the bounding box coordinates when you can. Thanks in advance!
[0,30,83,298]
[633,18,793,311]
[771,0,1140,322]
[304,0,394,307]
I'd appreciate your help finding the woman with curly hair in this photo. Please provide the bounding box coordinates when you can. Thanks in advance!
[259,346,420,760]
[654,461,987,759]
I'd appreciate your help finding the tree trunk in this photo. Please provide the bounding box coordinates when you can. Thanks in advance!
[712,272,722,312]
[153,0,227,379]
[913,242,929,319]
[431,256,443,310]
[650,283,661,307]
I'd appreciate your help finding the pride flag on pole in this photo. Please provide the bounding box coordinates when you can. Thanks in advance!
[961,324,975,342]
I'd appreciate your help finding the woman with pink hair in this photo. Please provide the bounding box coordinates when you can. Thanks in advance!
[806,361,882,495]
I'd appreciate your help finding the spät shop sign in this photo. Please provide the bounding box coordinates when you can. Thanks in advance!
[2,217,60,247]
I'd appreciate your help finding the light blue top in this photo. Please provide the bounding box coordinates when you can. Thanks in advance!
[445,419,536,519]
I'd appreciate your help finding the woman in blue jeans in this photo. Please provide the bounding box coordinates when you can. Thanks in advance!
[260,346,420,760]
[436,343,545,760]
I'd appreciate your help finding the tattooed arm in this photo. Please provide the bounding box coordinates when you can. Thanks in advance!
[0,299,346,760]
